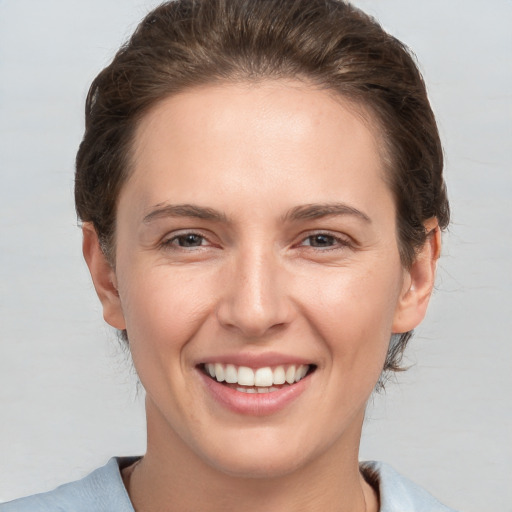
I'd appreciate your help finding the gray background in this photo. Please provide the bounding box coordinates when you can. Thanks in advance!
[0,1,510,510]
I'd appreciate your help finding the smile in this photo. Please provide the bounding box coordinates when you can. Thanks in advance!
[202,363,314,394]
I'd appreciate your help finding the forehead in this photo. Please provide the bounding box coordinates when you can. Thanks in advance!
[134,79,384,157]
[124,80,392,219]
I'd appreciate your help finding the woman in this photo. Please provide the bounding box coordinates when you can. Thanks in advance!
[1,0,455,510]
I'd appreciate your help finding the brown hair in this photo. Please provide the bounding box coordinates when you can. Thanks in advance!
[75,0,449,377]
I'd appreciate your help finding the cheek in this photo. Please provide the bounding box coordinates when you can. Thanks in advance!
[300,262,403,364]
[116,266,220,422]
[117,263,217,356]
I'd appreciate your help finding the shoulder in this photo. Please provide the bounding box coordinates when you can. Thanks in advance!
[0,458,137,512]
[361,461,459,512]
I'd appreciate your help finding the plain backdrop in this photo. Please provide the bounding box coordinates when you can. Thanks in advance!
[0,1,511,510]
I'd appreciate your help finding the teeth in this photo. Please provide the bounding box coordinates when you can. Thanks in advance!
[225,364,238,383]
[254,367,273,387]
[236,386,280,394]
[273,366,286,385]
[214,363,225,382]
[238,366,255,386]
[295,365,308,382]
[285,365,296,384]
[205,363,310,387]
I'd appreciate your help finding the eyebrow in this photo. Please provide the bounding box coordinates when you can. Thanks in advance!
[283,203,371,223]
[142,201,371,225]
[142,203,228,224]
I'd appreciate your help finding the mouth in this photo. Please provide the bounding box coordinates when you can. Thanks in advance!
[200,363,316,394]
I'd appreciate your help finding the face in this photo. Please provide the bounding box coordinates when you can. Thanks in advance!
[86,80,435,478]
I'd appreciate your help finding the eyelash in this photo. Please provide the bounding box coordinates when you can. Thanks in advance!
[160,231,353,252]
[296,232,353,252]
[161,231,211,249]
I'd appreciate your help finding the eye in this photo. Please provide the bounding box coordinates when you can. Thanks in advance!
[297,232,353,252]
[164,232,208,248]
[302,234,338,248]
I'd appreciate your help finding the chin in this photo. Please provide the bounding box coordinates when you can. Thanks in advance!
[206,449,310,480]
[190,425,331,480]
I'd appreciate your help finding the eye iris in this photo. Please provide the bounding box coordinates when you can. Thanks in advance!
[178,234,203,247]
[310,234,334,247]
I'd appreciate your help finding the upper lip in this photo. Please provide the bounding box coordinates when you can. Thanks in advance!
[197,351,315,369]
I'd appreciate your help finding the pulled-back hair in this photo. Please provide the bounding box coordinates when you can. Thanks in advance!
[75,0,449,377]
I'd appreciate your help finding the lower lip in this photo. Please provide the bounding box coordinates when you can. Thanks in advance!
[198,370,311,416]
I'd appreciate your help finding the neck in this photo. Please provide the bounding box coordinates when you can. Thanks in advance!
[124,402,378,512]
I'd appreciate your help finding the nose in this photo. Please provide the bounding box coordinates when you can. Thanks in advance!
[216,247,294,338]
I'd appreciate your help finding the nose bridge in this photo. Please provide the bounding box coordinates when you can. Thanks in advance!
[217,242,290,337]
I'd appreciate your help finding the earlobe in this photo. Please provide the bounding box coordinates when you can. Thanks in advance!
[392,218,441,333]
[82,223,126,330]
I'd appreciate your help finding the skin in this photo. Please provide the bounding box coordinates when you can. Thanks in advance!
[83,80,440,512]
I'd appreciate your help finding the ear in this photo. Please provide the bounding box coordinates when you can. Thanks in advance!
[392,218,441,333]
[82,223,126,330]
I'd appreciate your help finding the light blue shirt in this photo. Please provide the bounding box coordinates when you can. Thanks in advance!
[0,458,458,511]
